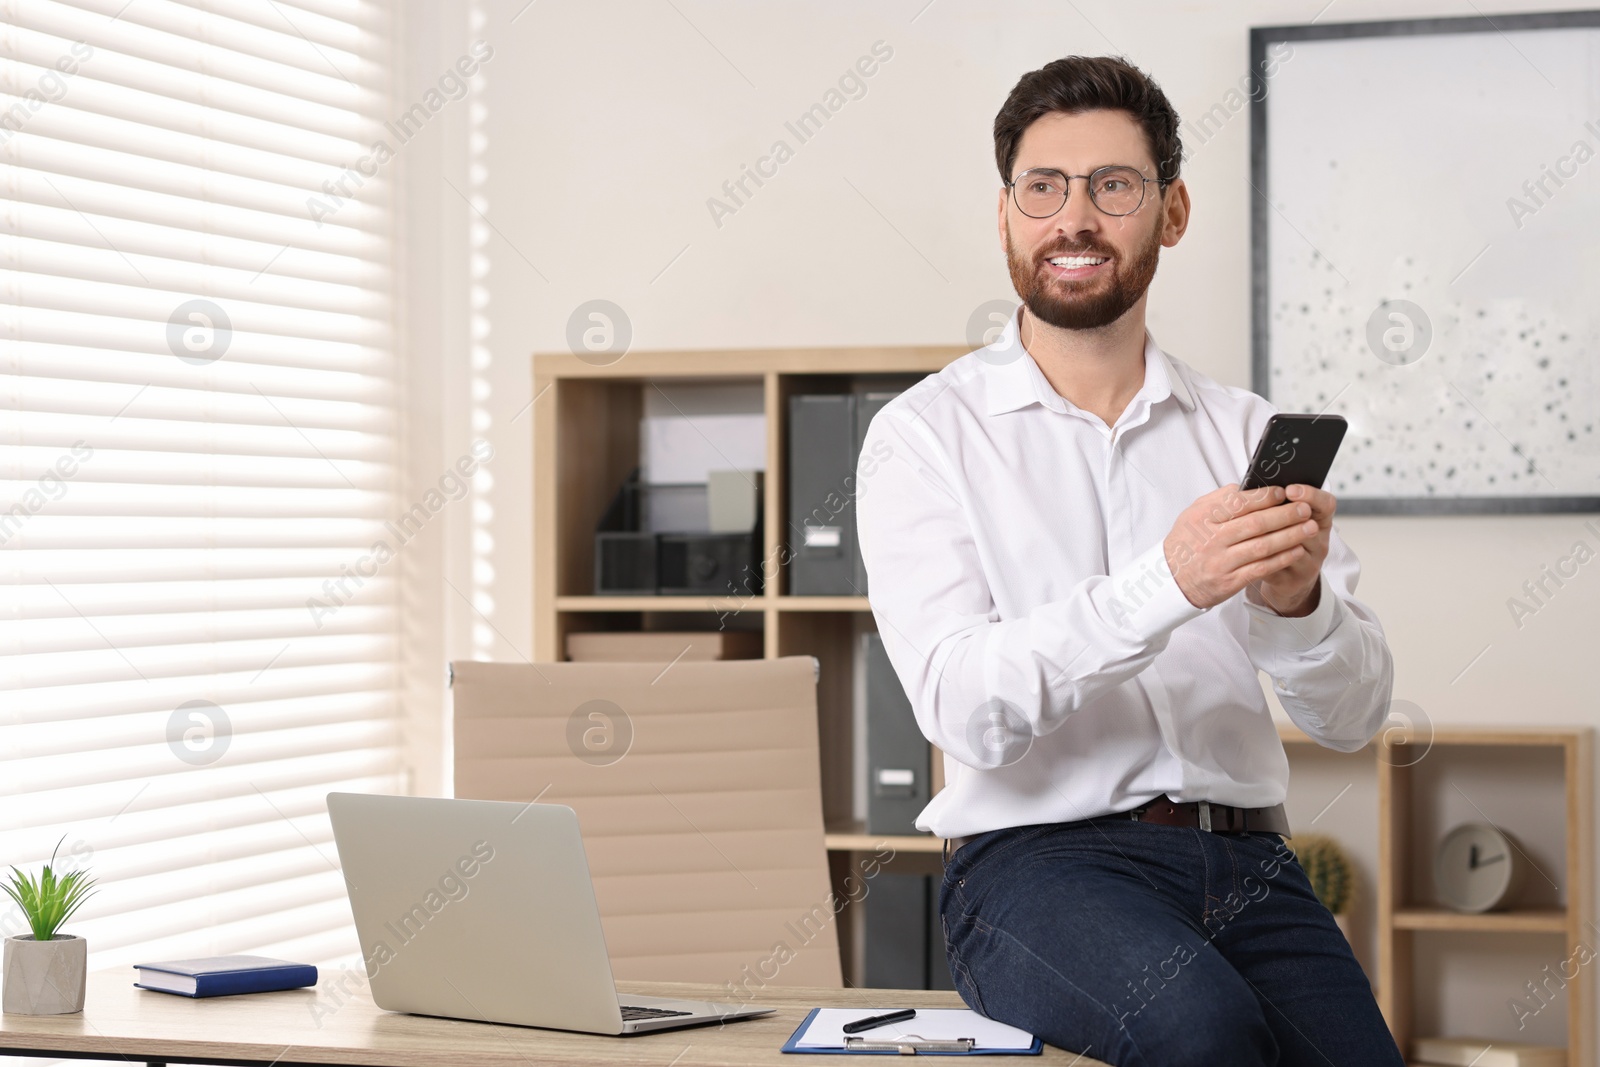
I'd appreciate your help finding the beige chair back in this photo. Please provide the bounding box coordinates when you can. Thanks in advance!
[450,655,842,989]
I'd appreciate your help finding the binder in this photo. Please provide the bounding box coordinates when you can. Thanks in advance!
[781,1007,1042,1055]
[864,872,927,989]
[864,632,929,835]
[787,376,923,596]
[929,877,955,991]
[863,872,955,991]
[851,384,904,595]
[788,393,859,595]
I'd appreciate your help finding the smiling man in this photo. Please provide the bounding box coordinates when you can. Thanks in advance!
[855,56,1403,1067]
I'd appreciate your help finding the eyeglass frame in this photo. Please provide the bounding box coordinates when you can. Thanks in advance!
[1004,164,1167,219]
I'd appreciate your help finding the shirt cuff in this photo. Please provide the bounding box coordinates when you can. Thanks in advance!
[1100,538,1208,642]
[1243,571,1342,647]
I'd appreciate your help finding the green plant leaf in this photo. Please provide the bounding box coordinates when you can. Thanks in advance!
[5,836,97,941]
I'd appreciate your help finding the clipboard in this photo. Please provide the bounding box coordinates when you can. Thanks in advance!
[781,1007,1044,1055]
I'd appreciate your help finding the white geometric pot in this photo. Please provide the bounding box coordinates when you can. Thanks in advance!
[3,935,87,1014]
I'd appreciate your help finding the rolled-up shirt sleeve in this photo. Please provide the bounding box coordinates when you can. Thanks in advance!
[1242,524,1394,752]
[856,406,1207,771]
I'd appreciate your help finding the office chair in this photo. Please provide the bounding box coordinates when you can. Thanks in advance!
[449,654,843,988]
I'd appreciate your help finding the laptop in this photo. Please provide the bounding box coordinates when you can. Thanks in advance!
[325,792,774,1034]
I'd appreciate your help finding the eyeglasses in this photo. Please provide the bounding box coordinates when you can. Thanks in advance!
[1005,165,1162,218]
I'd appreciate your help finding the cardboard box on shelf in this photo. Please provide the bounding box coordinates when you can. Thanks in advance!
[565,630,763,663]
[1410,1036,1565,1067]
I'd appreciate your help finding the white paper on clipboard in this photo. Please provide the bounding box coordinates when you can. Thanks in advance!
[794,1008,1035,1050]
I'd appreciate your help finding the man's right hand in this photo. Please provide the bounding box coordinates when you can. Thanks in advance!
[1163,483,1320,610]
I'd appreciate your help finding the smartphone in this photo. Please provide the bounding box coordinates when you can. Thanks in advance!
[1240,413,1347,491]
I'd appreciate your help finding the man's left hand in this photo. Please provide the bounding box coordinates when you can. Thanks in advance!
[1244,484,1335,618]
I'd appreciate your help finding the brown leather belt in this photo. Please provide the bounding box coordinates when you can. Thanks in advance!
[943,795,1292,861]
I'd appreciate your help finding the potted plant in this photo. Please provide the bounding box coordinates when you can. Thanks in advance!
[1285,833,1355,939]
[2,837,96,1014]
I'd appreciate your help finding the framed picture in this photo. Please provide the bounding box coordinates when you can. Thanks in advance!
[1249,11,1600,513]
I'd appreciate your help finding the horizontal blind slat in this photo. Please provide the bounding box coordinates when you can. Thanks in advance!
[0,411,394,459]
[0,549,411,582]
[3,375,390,427]
[0,603,397,656]
[2,348,392,403]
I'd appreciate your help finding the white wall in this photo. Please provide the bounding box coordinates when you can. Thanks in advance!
[431,0,1600,1051]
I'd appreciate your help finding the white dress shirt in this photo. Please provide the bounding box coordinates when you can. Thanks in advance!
[855,307,1394,839]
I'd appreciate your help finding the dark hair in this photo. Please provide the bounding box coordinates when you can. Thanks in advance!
[993,55,1182,188]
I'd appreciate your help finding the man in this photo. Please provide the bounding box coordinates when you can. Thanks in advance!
[855,55,1404,1067]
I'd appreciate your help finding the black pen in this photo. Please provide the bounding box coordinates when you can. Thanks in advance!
[842,1008,917,1034]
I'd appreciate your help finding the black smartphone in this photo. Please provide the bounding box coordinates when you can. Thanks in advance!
[1240,413,1347,491]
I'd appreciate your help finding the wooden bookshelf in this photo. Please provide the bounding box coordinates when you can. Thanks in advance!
[1284,721,1591,1060]
[531,346,967,907]
[1376,726,1592,1064]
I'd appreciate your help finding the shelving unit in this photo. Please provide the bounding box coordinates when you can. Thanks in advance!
[1375,727,1592,1066]
[531,345,968,880]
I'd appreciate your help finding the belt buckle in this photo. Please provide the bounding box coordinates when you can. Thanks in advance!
[1198,800,1212,832]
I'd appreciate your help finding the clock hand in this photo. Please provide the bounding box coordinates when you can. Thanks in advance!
[1468,844,1480,869]
[1476,853,1506,867]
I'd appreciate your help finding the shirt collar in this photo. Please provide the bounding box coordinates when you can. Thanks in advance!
[981,304,1195,417]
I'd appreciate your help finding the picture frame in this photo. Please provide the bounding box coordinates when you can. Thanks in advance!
[1249,11,1600,514]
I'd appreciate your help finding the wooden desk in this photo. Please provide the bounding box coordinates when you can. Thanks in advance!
[0,971,1110,1066]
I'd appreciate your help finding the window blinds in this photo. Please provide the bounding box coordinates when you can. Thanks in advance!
[0,0,400,971]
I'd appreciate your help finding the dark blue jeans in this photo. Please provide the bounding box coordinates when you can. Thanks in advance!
[939,817,1404,1067]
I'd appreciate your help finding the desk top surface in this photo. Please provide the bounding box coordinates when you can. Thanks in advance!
[0,971,1109,1066]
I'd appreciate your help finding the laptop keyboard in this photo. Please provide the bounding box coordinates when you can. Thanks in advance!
[620,1005,694,1021]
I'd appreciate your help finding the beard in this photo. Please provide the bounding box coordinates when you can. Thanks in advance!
[1005,217,1163,331]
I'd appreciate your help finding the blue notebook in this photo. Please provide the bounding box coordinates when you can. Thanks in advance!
[133,955,318,998]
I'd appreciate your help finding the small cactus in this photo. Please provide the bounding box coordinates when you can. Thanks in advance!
[1284,833,1354,915]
